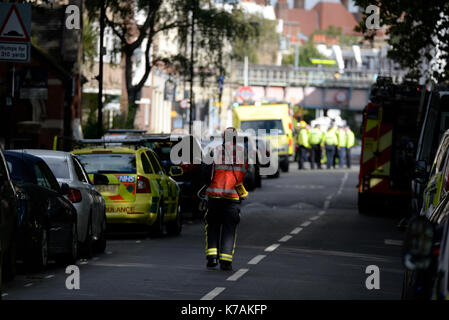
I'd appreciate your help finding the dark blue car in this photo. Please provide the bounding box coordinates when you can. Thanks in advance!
[4,151,78,270]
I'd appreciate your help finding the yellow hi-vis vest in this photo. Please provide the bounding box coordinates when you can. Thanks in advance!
[298,128,310,148]
[337,130,347,148]
[324,128,338,146]
[346,130,355,148]
[309,128,324,145]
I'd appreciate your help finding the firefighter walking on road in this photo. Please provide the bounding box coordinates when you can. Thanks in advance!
[323,123,338,169]
[204,127,248,271]
[297,121,311,170]
[308,124,324,169]
[345,126,355,168]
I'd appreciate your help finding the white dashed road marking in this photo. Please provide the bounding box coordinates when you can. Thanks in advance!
[310,216,320,221]
[301,221,312,227]
[264,244,280,252]
[290,227,303,234]
[2,293,8,297]
[248,255,266,265]
[318,210,326,215]
[323,200,330,209]
[200,287,226,300]
[24,283,33,288]
[384,239,403,246]
[279,235,292,242]
[45,275,55,279]
[227,268,249,281]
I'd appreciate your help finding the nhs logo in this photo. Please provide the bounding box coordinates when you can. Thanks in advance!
[118,175,135,183]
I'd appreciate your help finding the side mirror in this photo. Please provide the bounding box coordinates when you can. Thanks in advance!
[60,182,70,195]
[169,166,183,177]
[403,216,435,271]
[93,173,109,185]
[414,160,427,184]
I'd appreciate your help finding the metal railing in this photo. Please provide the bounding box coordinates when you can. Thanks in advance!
[235,63,407,89]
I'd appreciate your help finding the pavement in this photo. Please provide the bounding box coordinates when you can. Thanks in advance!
[2,163,407,300]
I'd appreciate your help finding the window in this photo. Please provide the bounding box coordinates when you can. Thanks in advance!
[146,151,164,175]
[241,120,285,135]
[72,157,88,183]
[34,164,51,189]
[140,153,153,174]
[41,156,70,180]
[76,153,136,174]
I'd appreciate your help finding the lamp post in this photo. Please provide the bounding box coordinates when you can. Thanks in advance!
[97,0,105,138]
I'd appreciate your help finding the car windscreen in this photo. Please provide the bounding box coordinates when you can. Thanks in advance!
[144,142,173,161]
[241,120,284,135]
[76,153,136,174]
[39,156,70,179]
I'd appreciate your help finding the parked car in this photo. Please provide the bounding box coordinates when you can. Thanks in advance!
[139,134,206,218]
[17,150,107,258]
[402,192,449,299]
[3,151,78,269]
[418,130,449,218]
[73,146,183,236]
[0,149,17,296]
[412,89,449,216]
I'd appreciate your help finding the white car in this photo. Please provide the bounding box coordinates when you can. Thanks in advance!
[16,150,107,258]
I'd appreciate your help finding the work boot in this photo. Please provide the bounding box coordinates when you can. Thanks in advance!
[207,257,218,269]
[220,260,233,271]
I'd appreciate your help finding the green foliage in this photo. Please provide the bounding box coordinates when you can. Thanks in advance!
[353,0,449,82]
[232,14,278,64]
[282,42,331,67]
[84,0,257,125]
[83,18,98,68]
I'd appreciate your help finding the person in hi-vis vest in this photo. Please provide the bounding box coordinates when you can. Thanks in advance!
[204,127,248,271]
[308,124,325,169]
[322,123,338,169]
[345,126,355,168]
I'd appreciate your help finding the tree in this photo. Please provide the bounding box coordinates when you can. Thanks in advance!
[85,0,257,127]
[353,0,449,83]
[281,42,330,67]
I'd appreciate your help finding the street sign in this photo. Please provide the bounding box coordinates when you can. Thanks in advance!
[0,3,31,63]
[236,86,254,103]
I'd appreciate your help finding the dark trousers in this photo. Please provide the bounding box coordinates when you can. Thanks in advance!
[205,198,240,263]
[310,144,322,169]
[325,145,336,169]
[337,147,346,168]
[298,146,309,169]
[346,147,352,168]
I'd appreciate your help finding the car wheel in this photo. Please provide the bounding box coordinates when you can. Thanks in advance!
[167,203,182,236]
[80,216,93,259]
[95,214,107,253]
[149,202,164,237]
[280,158,289,172]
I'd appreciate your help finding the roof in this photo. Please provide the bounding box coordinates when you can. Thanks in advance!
[277,1,360,38]
[71,147,146,154]
[15,149,71,158]
[312,2,359,36]
[3,150,43,164]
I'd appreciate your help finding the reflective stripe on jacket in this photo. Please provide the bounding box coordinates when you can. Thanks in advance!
[206,143,248,200]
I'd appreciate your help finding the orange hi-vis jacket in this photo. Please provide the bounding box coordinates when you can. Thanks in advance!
[206,143,248,200]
